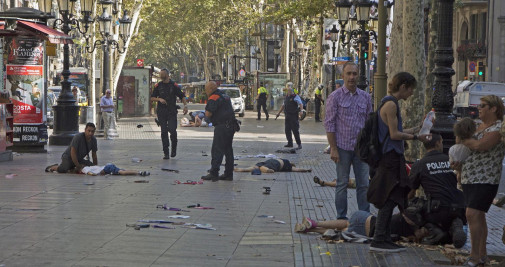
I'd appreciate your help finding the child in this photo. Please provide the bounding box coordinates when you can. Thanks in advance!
[449,117,475,163]
[82,163,150,176]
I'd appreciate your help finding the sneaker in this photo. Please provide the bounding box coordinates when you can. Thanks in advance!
[450,218,467,249]
[302,217,317,230]
[369,241,405,253]
[219,174,233,181]
[163,154,170,160]
[284,144,293,148]
[139,171,150,176]
[201,173,219,182]
[386,241,406,251]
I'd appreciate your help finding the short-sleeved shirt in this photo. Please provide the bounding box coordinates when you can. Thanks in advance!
[205,90,235,125]
[151,80,185,115]
[409,150,465,207]
[61,133,98,163]
[100,95,114,112]
[461,120,505,184]
[258,87,268,101]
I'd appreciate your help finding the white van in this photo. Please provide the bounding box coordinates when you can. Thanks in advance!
[218,84,245,117]
[453,81,505,118]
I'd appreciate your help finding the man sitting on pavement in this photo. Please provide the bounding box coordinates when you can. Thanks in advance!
[408,134,467,248]
[45,123,98,173]
[234,158,311,174]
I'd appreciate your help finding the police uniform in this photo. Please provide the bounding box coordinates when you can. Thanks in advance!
[205,89,236,180]
[151,80,185,158]
[314,87,323,122]
[284,94,302,148]
[257,86,269,120]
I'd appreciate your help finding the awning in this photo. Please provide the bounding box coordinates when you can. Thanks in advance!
[16,20,73,44]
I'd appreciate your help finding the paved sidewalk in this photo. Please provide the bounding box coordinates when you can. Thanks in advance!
[0,106,503,266]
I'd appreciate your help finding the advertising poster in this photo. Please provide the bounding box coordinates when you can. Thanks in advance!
[6,65,43,124]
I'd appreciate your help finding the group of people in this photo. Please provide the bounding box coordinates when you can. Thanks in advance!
[296,61,504,265]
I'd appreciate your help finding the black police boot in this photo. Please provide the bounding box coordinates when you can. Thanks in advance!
[201,172,219,182]
[449,218,467,249]
[171,143,177,158]
[163,154,170,160]
[266,114,269,120]
[421,223,447,245]
[219,173,233,181]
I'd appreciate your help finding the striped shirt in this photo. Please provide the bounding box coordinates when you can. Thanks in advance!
[324,86,372,151]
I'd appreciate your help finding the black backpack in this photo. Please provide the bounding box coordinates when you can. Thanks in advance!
[354,99,394,169]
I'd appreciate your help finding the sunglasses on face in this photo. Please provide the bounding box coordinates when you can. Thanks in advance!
[478,103,489,108]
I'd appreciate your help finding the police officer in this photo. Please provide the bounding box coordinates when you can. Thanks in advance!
[201,81,236,182]
[150,69,188,159]
[276,84,303,149]
[314,84,324,122]
[256,82,269,120]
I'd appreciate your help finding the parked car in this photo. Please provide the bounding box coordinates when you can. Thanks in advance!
[218,84,245,117]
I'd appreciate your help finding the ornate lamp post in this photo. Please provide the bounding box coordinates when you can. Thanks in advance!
[431,0,456,152]
[373,0,394,108]
[329,25,339,92]
[334,0,376,91]
[49,0,95,145]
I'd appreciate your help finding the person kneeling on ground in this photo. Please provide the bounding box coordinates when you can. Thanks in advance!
[45,123,98,173]
[408,133,467,248]
[82,163,150,176]
[234,158,311,174]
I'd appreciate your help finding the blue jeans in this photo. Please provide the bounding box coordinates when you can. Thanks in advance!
[335,147,370,219]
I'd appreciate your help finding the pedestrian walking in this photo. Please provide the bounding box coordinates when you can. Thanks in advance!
[256,82,269,120]
[324,62,372,220]
[150,68,188,159]
[367,72,430,253]
[100,89,115,140]
[450,95,505,266]
[276,83,303,149]
[201,81,236,182]
[45,122,98,173]
[314,84,324,122]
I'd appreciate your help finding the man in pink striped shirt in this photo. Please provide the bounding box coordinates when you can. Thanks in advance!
[324,62,372,220]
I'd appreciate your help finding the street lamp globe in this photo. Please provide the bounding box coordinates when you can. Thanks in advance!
[98,7,112,37]
[335,0,352,22]
[356,0,373,22]
[57,0,76,14]
[38,0,53,15]
[330,24,339,42]
[119,10,132,39]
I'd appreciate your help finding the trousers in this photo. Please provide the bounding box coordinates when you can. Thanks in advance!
[315,100,321,121]
[285,114,301,146]
[158,112,177,155]
[210,125,235,176]
[257,100,268,119]
[102,112,114,137]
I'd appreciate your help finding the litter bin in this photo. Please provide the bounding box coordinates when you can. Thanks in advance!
[79,106,94,124]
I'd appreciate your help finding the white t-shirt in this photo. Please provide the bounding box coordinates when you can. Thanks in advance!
[82,165,105,175]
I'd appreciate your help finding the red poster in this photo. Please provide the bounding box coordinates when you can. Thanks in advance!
[6,65,44,124]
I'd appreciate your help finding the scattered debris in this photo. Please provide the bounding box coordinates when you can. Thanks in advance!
[156,205,189,212]
[173,180,203,185]
[187,204,200,208]
[83,181,95,185]
[161,168,180,173]
[126,223,150,230]
[257,215,274,218]
[168,215,190,219]
[153,225,175,229]
[263,187,271,195]
[5,173,17,179]
[183,223,216,230]
[273,220,286,224]
[134,180,149,183]
[275,149,297,154]
[131,157,142,163]
[136,124,143,128]
[257,125,264,128]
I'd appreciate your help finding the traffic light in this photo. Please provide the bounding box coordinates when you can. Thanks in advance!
[478,62,485,80]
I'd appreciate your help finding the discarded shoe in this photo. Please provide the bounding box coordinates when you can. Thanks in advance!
[263,187,271,194]
[45,164,58,172]
[139,171,150,176]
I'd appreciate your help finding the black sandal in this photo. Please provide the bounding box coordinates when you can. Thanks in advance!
[313,176,325,187]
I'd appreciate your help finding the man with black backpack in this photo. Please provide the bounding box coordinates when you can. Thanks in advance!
[151,69,188,159]
[324,62,372,220]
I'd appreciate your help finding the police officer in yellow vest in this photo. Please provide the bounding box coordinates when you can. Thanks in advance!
[314,84,324,122]
[256,82,269,120]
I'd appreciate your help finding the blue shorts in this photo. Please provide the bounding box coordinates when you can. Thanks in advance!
[347,210,372,236]
[103,163,123,175]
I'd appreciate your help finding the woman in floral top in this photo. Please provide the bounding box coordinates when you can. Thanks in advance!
[454,95,505,266]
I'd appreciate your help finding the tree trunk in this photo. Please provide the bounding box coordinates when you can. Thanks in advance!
[112,0,143,91]
[425,0,438,114]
